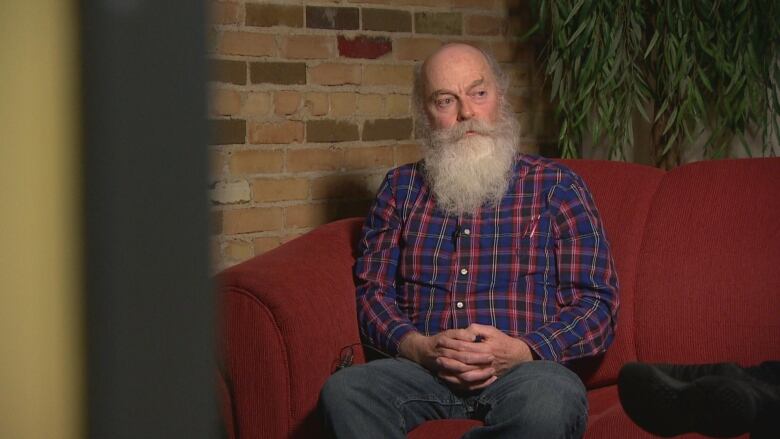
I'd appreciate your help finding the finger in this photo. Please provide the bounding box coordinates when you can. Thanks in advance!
[443,328,480,342]
[436,336,492,353]
[438,369,496,388]
[457,367,495,383]
[467,375,498,391]
[439,347,494,366]
[437,371,464,386]
[437,356,483,373]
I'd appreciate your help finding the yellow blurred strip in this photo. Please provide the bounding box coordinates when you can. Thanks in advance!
[0,1,83,439]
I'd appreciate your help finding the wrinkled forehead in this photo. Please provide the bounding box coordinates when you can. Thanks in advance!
[422,45,494,95]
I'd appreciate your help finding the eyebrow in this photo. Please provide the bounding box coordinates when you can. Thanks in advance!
[428,77,486,100]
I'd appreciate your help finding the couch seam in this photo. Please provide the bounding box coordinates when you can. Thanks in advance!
[630,171,666,364]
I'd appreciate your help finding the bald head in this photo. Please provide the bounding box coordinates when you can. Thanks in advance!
[414,43,509,131]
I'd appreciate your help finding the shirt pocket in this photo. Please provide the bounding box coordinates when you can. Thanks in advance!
[515,215,554,277]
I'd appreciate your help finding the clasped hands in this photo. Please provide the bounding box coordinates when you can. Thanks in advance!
[399,323,534,391]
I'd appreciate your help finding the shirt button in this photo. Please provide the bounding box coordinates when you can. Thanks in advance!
[463,228,471,236]
[456,301,464,309]
[460,268,468,275]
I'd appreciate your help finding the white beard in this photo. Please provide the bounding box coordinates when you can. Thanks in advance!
[420,104,520,216]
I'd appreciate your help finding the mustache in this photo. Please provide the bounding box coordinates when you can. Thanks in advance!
[431,118,496,143]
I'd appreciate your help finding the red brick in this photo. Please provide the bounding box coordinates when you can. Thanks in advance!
[210,119,246,145]
[491,41,532,63]
[222,207,283,234]
[304,92,328,116]
[414,12,462,35]
[285,203,330,229]
[253,236,283,255]
[223,239,254,264]
[307,120,360,143]
[252,177,309,202]
[287,148,344,172]
[218,31,276,57]
[246,4,303,28]
[363,118,413,141]
[357,94,384,116]
[363,64,413,86]
[209,2,239,25]
[210,59,246,85]
[250,62,306,85]
[329,93,357,117]
[241,92,272,117]
[338,35,392,59]
[395,143,423,165]
[311,174,371,200]
[309,63,361,86]
[274,91,301,116]
[362,8,412,32]
[249,121,304,144]
[306,6,359,30]
[344,146,394,169]
[229,149,285,175]
[209,88,241,116]
[386,94,410,116]
[465,14,505,36]
[281,35,334,59]
[393,38,442,61]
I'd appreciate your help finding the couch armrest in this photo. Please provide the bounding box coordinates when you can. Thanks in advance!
[216,218,365,439]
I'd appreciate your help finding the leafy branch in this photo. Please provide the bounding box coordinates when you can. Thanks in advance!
[526,0,780,167]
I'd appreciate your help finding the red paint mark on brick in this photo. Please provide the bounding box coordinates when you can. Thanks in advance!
[337,35,392,59]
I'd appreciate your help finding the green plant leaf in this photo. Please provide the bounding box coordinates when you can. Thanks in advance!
[563,0,586,27]
[567,20,590,46]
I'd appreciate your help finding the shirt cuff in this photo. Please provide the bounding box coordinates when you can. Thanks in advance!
[384,322,418,357]
[519,331,561,362]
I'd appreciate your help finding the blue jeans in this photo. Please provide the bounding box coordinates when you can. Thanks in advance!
[319,358,588,438]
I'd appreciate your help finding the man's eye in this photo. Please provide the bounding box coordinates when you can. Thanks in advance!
[475,90,487,98]
[436,98,453,107]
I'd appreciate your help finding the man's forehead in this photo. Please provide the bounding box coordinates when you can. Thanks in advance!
[423,45,494,92]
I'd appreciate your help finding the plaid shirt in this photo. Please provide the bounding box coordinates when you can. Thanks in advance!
[355,154,619,363]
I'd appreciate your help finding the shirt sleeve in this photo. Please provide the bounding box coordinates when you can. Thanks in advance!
[354,170,417,356]
[519,173,620,363]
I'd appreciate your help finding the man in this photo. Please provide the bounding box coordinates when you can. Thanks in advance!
[319,43,619,438]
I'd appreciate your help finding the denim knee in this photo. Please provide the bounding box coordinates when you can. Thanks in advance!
[476,362,587,438]
[320,366,369,409]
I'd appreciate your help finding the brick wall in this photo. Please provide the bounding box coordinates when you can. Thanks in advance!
[207,0,554,270]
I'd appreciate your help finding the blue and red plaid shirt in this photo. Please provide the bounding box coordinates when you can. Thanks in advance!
[355,154,619,363]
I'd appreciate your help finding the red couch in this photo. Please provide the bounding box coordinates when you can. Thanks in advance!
[216,158,780,438]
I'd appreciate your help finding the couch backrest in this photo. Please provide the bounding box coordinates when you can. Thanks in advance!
[558,160,665,388]
[633,158,780,365]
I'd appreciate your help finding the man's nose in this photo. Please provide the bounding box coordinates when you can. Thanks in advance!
[457,100,474,121]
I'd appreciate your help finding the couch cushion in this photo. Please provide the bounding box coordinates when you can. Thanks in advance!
[559,160,665,387]
[634,158,780,365]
